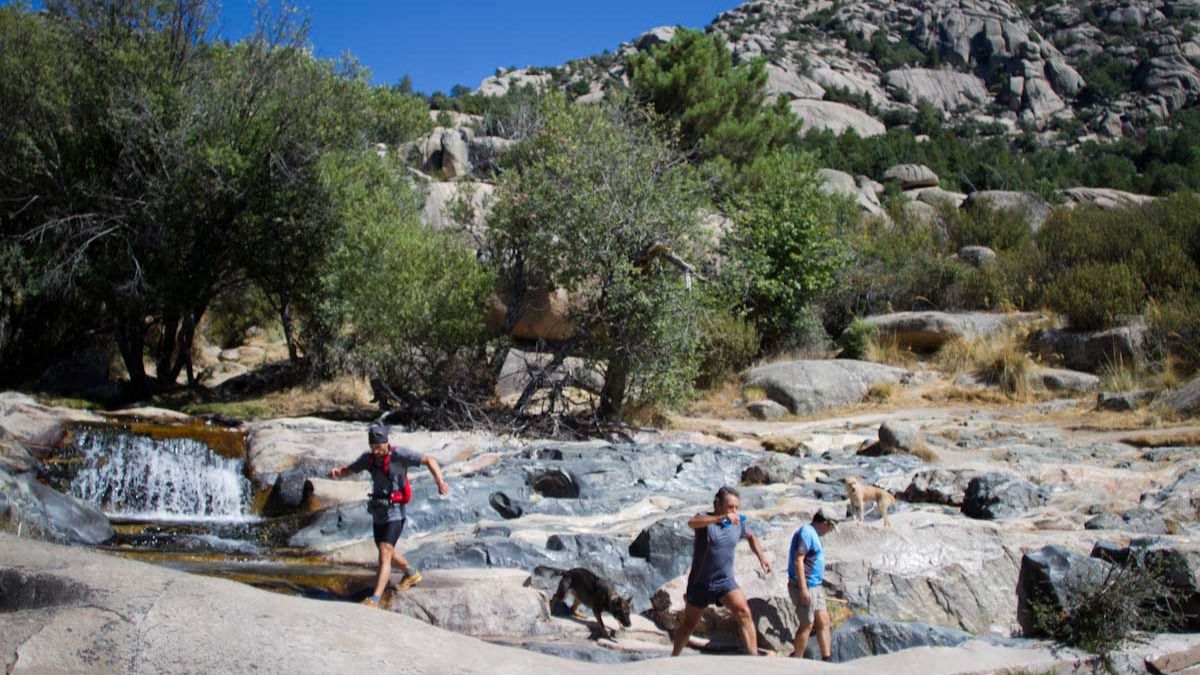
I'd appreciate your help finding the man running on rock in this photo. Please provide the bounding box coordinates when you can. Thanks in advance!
[328,423,449,608]
[789,507,837,661]
[671,485,772,657]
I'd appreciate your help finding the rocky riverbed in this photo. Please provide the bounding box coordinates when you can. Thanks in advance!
[3,388,1200,672]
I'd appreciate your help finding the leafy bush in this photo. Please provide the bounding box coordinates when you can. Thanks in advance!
[838,318,876,360]
[1148,295,1200,375]
[1045,263,1145,331]
[1026,560,1178,664]
[943,202,1033,252]
[696,309,760,389]
[311,151,494,404]
[721,150,850,346]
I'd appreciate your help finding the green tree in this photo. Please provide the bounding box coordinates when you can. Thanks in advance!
[721,151,850,346]
[488,95,708,418]
[628,28,799,166]
[313,151,494,410]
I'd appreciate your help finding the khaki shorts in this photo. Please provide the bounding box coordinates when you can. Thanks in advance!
[788,581,826,625]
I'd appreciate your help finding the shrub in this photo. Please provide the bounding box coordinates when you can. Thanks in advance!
[839,318,876,360]
[1045,263,1145,331]
[1148,295,1200,375]
[943,202,1033,252]
[1026,559,1179,665]
[696,310,761,389]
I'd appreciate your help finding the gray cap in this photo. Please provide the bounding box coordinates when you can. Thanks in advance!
[367,423,390,445]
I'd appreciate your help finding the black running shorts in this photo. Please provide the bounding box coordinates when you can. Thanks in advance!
[373,518,406,545]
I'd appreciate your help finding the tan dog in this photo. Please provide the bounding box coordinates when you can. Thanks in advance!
[843,476,895,527]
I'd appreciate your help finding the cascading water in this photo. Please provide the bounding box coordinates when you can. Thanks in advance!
[70,428,252,521]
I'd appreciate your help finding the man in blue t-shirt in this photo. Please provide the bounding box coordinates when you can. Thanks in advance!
[670,486,773,657]
[328,423,449,608]
[788,507,838,661]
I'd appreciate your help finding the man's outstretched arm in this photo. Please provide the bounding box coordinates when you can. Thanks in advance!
[422,456,450,495]
[687,513,726,529]
[747,534,772,574]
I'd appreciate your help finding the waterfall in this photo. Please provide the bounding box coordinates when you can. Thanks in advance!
[70,428,252,521]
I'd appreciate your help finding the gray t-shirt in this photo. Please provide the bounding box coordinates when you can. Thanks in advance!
[686,515,750,594]
[347,446,423,524]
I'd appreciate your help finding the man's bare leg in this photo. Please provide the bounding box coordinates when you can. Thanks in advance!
[671,604,704,656]
[371,543,394,599]
[792,618,813,658]
[814,610,832,660]
[721,589,758,655]
[390,547,412,574]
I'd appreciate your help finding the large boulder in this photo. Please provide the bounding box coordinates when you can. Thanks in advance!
[1084,508,1169,534]
[1097,390,1157,412]
[420,181,495,243]
[746,400,788,420]
[389,569,557,638]
[1017,546,1113,637]
[245,417,493,486]
[484,288,576,343]
[789,99,885,137]
[0,392,102,451]
[1033,367,1100,393]
[878,421,921,454]
[958,245,997,267]
[1026,324,1149,373]
[1162,377,1200,418]
[963,191,1052,231]
[882,164,940,190]
[741,360,909,415]
[1140,466,1200,523]
[962,473,1047,520]
[899,468,975,507]
[0,468,113,545]
[817,168,885,216]
[629,518,693,582]
[740,453,801,485]
[1060,187,1156,211]
[884,68,989,113]
[853,311,1043,352]
[824,517,1023,634]
[494,349,599,407]
[0,434,37,474]
[418,127,473,179]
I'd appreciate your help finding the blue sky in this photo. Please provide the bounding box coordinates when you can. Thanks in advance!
[218,1,737,93]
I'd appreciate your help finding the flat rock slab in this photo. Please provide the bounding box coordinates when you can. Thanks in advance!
[8,533,1143,674]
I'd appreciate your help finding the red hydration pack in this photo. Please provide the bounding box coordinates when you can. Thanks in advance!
[374,446,413,505]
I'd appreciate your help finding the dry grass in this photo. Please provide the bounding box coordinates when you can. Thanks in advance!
[183,376,375,420]
[741,386,768,402]
[864,333,917,368]
[762,435,810,455]
[922,385,1014,406]
[979,345,1035,400]
[865,382,897,403]
[685,380,754,419]
[1099,355,1141,393]
[1119,430,1200,448]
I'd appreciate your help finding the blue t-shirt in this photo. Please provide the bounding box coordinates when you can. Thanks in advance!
[788,523,824,587]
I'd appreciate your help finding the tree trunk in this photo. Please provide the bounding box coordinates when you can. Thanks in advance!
[598,353,629,421]
[156,311,179,384]
[280,293,298,364]
[116,318,149,398]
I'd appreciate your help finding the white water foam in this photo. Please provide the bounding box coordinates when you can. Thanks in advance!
[71,429,251,521]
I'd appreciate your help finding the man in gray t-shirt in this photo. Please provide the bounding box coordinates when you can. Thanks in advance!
[671,486,773,657]
[328,423,449,607]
